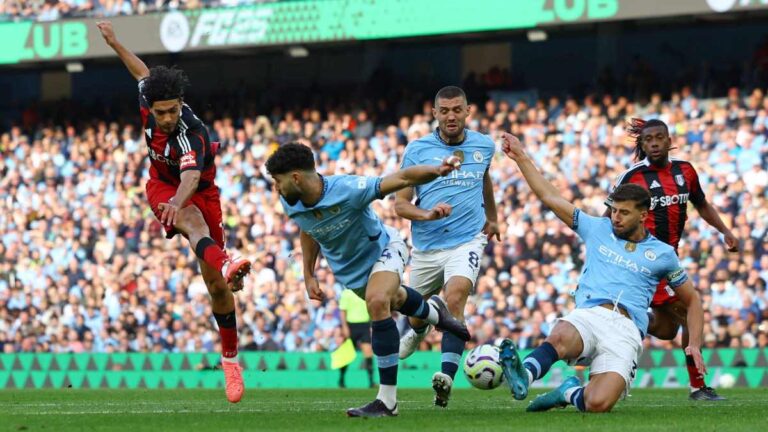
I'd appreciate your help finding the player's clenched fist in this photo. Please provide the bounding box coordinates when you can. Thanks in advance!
[500,132,525,161]
[305,276,327,301]
[436,155,462,176]
[96,21,117,46]
[425,203,452,221]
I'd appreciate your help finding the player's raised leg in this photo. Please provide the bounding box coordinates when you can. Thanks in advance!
[148,181,251,289]
[398,252,440,360]
[182,209,250,288]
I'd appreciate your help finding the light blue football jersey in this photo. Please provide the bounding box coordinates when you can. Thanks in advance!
[572,209,689,336]
[280,175,388,290]
[400,129,495,251]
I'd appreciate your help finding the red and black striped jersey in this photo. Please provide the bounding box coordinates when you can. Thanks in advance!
[612,158,706,250]
[138,79,216,190]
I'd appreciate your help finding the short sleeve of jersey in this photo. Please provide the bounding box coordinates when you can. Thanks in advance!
[178,129,205,172]
[400,144,417,169]
[345,175,383,209]
[572,208,603,241]
[660,252,689,289]
[686,164,706,206]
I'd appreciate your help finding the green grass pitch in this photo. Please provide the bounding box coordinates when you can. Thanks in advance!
[2,388,767,431]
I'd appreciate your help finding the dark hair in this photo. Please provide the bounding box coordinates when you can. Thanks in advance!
[265,142,316,175]
[142,66,189,105]
[608,184,651,210]
[434,86,467,107]
[627,118,669,161]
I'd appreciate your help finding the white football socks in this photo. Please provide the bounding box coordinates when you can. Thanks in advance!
[377,384,397,409]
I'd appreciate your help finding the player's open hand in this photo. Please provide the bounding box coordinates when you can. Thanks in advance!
[723,231,739,253]
[500,132,525,161]
[305,276,326,301]
[685,345,707,376]
[96,21,117,46]
[483,220,501,242]
[157,201,180,227]
[425,203,452,220]
[437,155,462,176]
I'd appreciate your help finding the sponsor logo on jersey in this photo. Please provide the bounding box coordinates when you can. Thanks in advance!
[598,245,652,275]
[307,218,352,241]
[148,147,179,166]
[650,193,689,210]
[650,180,661,189]
[180,151,197,169]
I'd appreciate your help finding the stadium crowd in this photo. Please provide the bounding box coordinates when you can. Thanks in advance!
[0,0,277,21]
[1,84,768,356]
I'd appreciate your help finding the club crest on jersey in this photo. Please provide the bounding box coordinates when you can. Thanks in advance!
[452,150,465,163]
[675,174,685,186]
[180,151,197,170]
[644,250,657,261]
[473,151,484,163]
[329,205,341,215]
[625,242,637,252]
[312,210,324,220]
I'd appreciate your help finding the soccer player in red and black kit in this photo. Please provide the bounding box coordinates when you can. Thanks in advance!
[607,119,739,401]
[97,21,250,403]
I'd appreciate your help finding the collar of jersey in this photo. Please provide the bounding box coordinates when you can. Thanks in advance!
[642,157,671,170]
[434,128,467,146]
[298,174,328,209]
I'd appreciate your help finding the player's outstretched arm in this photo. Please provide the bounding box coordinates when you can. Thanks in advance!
[300,230,326,301]
[500,132,576,228]
[674,280,706,375]
[394,187,452,221]
[379,156,460,197]
[96,21,149,81]
[694,200,739,252]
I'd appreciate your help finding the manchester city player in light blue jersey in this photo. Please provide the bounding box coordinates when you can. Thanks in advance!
[265,142,471,418]
[497,133,706,413]
[395,86,499,408]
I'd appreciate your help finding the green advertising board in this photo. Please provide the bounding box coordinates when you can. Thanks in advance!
[1,349,766,389]
[0,0,766,65]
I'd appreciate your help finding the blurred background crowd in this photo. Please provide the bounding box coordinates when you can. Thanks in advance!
[2,79,767,356]
[0,0,281,22]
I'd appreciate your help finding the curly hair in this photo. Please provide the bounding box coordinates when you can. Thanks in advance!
[266,142,316,175]
[142,66,189,105]
[627,118,669,161]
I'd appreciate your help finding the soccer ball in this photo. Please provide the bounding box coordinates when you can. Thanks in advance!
[463,344,504,390]
[718,373,736,389]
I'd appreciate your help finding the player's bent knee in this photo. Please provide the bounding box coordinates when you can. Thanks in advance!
[544,332,571,357]
[176,205,209,234]
[365,292,391,317]
[585,395,617,413]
